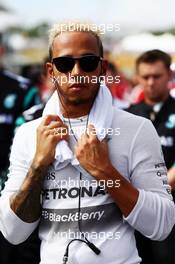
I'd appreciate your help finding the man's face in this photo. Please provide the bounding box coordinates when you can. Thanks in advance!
[137,61,171,103]
[47,31,106,105]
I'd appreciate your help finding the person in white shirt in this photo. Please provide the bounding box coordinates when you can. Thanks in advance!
[0,23,175,264]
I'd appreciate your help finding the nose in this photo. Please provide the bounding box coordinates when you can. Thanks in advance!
[71,61,82,76]
[147,76,155,86]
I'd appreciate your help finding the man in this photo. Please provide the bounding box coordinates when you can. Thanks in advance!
[127,49,175,264]
[0,24,175,264]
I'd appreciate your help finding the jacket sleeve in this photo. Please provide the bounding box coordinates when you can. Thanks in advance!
[0,123,40,245]
[124,119,175,240]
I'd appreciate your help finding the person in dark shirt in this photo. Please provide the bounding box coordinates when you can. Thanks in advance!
[127,49,175,264]
[0,29,42,263]
[0,69,40,191]
[15,57,54,128]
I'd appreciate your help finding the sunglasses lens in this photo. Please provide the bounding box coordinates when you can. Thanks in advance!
[53,57,74,73]
[53,56,101,73]
[80,56,100,72]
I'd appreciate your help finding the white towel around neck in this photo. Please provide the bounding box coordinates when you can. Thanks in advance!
[42,84,114,171]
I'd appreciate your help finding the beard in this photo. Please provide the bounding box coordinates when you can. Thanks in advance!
[66,97,89,105]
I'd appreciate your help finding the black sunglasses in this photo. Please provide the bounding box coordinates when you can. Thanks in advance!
[52,55,103,73]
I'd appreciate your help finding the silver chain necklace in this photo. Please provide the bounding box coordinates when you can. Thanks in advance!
[63,114,90,142]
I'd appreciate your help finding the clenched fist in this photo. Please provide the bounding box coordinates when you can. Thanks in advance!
[75,124,112,179]
[33,115,68,168]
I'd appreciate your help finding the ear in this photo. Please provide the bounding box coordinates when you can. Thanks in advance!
[46,62,54,79]
[100,59,108,76]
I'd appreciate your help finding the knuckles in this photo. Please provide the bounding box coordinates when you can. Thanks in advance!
[88,137,97,144]
[37,126,44,134]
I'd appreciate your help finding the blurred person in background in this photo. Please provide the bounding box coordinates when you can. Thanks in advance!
[128,61,175,105]
[15,57,54,127]
[0,39,41,194]
[105,61,131,108]
[0,33,40,264]
[20,58,54,104]
[127,49,175,264]
[20,64,44,104]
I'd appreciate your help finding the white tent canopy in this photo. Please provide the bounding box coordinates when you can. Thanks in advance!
[118,33,175,53]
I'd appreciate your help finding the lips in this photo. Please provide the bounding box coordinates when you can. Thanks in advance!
[69,83,87,91]
[69,83,86,88]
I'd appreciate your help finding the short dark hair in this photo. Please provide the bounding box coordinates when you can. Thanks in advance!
[136,49,171,71]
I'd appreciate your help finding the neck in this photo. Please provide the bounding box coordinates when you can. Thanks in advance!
[60,103,92,118]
